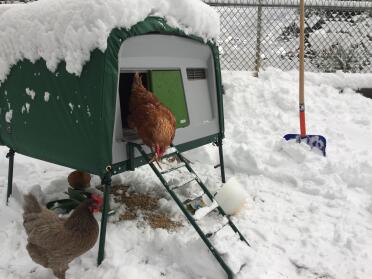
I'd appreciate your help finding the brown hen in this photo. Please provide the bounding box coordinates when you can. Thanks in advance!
[128,72,176,161]
[23,193,102,279]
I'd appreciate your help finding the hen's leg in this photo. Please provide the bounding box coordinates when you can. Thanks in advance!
[149,148,162,170]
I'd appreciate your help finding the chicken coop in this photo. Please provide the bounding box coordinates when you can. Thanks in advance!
[0,16,224,178]
[1,16,233,272]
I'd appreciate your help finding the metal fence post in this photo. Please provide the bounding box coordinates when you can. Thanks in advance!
[254,0,263,77]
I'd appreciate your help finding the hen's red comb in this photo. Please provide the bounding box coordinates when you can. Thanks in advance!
[90,194,103,205]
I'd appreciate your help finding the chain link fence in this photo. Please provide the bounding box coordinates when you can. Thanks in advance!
[2,0,371,73]
[204,0,372,73]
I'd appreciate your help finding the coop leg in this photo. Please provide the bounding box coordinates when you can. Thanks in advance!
[97,170,112,266]
[217,137,226,183]
[127,143,135,171]
[6,149,15,205]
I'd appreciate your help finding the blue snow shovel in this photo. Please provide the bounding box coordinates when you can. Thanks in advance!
[284,0,326,156]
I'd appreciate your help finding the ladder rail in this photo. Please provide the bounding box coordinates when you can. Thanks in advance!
[131,143,234,279]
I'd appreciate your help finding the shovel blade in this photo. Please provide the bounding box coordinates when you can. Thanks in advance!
[284,134,327,156]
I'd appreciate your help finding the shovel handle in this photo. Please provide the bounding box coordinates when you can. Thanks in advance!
[300,109,306,136]
[299,0,306,137]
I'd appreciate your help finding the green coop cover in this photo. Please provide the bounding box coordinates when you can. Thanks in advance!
[0,17,223,176]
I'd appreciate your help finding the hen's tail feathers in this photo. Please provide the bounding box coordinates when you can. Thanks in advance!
[23,193,42,214]
[132,72,146,91]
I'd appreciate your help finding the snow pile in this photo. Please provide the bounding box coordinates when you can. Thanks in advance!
[0,0,219,83]
[305,71,372,89]
[0,69,372,278]
[0,3,22,15]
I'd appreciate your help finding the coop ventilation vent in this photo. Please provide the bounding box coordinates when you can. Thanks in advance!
[187,68,206,80]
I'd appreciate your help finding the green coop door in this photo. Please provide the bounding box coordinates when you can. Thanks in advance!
[149,70,190,128]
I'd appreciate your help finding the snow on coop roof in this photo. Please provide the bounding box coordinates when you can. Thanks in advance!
[0,0,219,83]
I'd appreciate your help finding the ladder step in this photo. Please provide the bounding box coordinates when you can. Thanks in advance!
[193,199,219,220]
[183,194,218,220]
[160,163,186,174]
[206,222,229,238]
[163,146,177,155]
[170,177,196,190]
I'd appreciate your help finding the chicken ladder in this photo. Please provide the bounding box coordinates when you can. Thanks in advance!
[126,142,250,279]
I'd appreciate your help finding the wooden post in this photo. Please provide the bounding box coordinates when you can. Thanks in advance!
[299,0,306,137]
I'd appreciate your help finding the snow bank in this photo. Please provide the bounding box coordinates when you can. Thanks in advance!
[0,0,219,83]
[0,3,22,15]
[259,67,372,90]
[306,71,372,89]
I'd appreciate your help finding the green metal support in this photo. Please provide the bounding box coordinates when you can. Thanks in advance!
[97,169,112,266]
[216,137,226,184]
[126,143,135,171]
[6,149,15,205]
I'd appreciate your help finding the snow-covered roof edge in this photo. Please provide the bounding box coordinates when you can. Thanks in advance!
[0,0,220,83]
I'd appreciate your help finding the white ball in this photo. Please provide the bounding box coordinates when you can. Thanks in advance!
[214,177,247,215]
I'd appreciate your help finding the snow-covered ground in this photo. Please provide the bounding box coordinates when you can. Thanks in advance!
[1,69,372,279]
